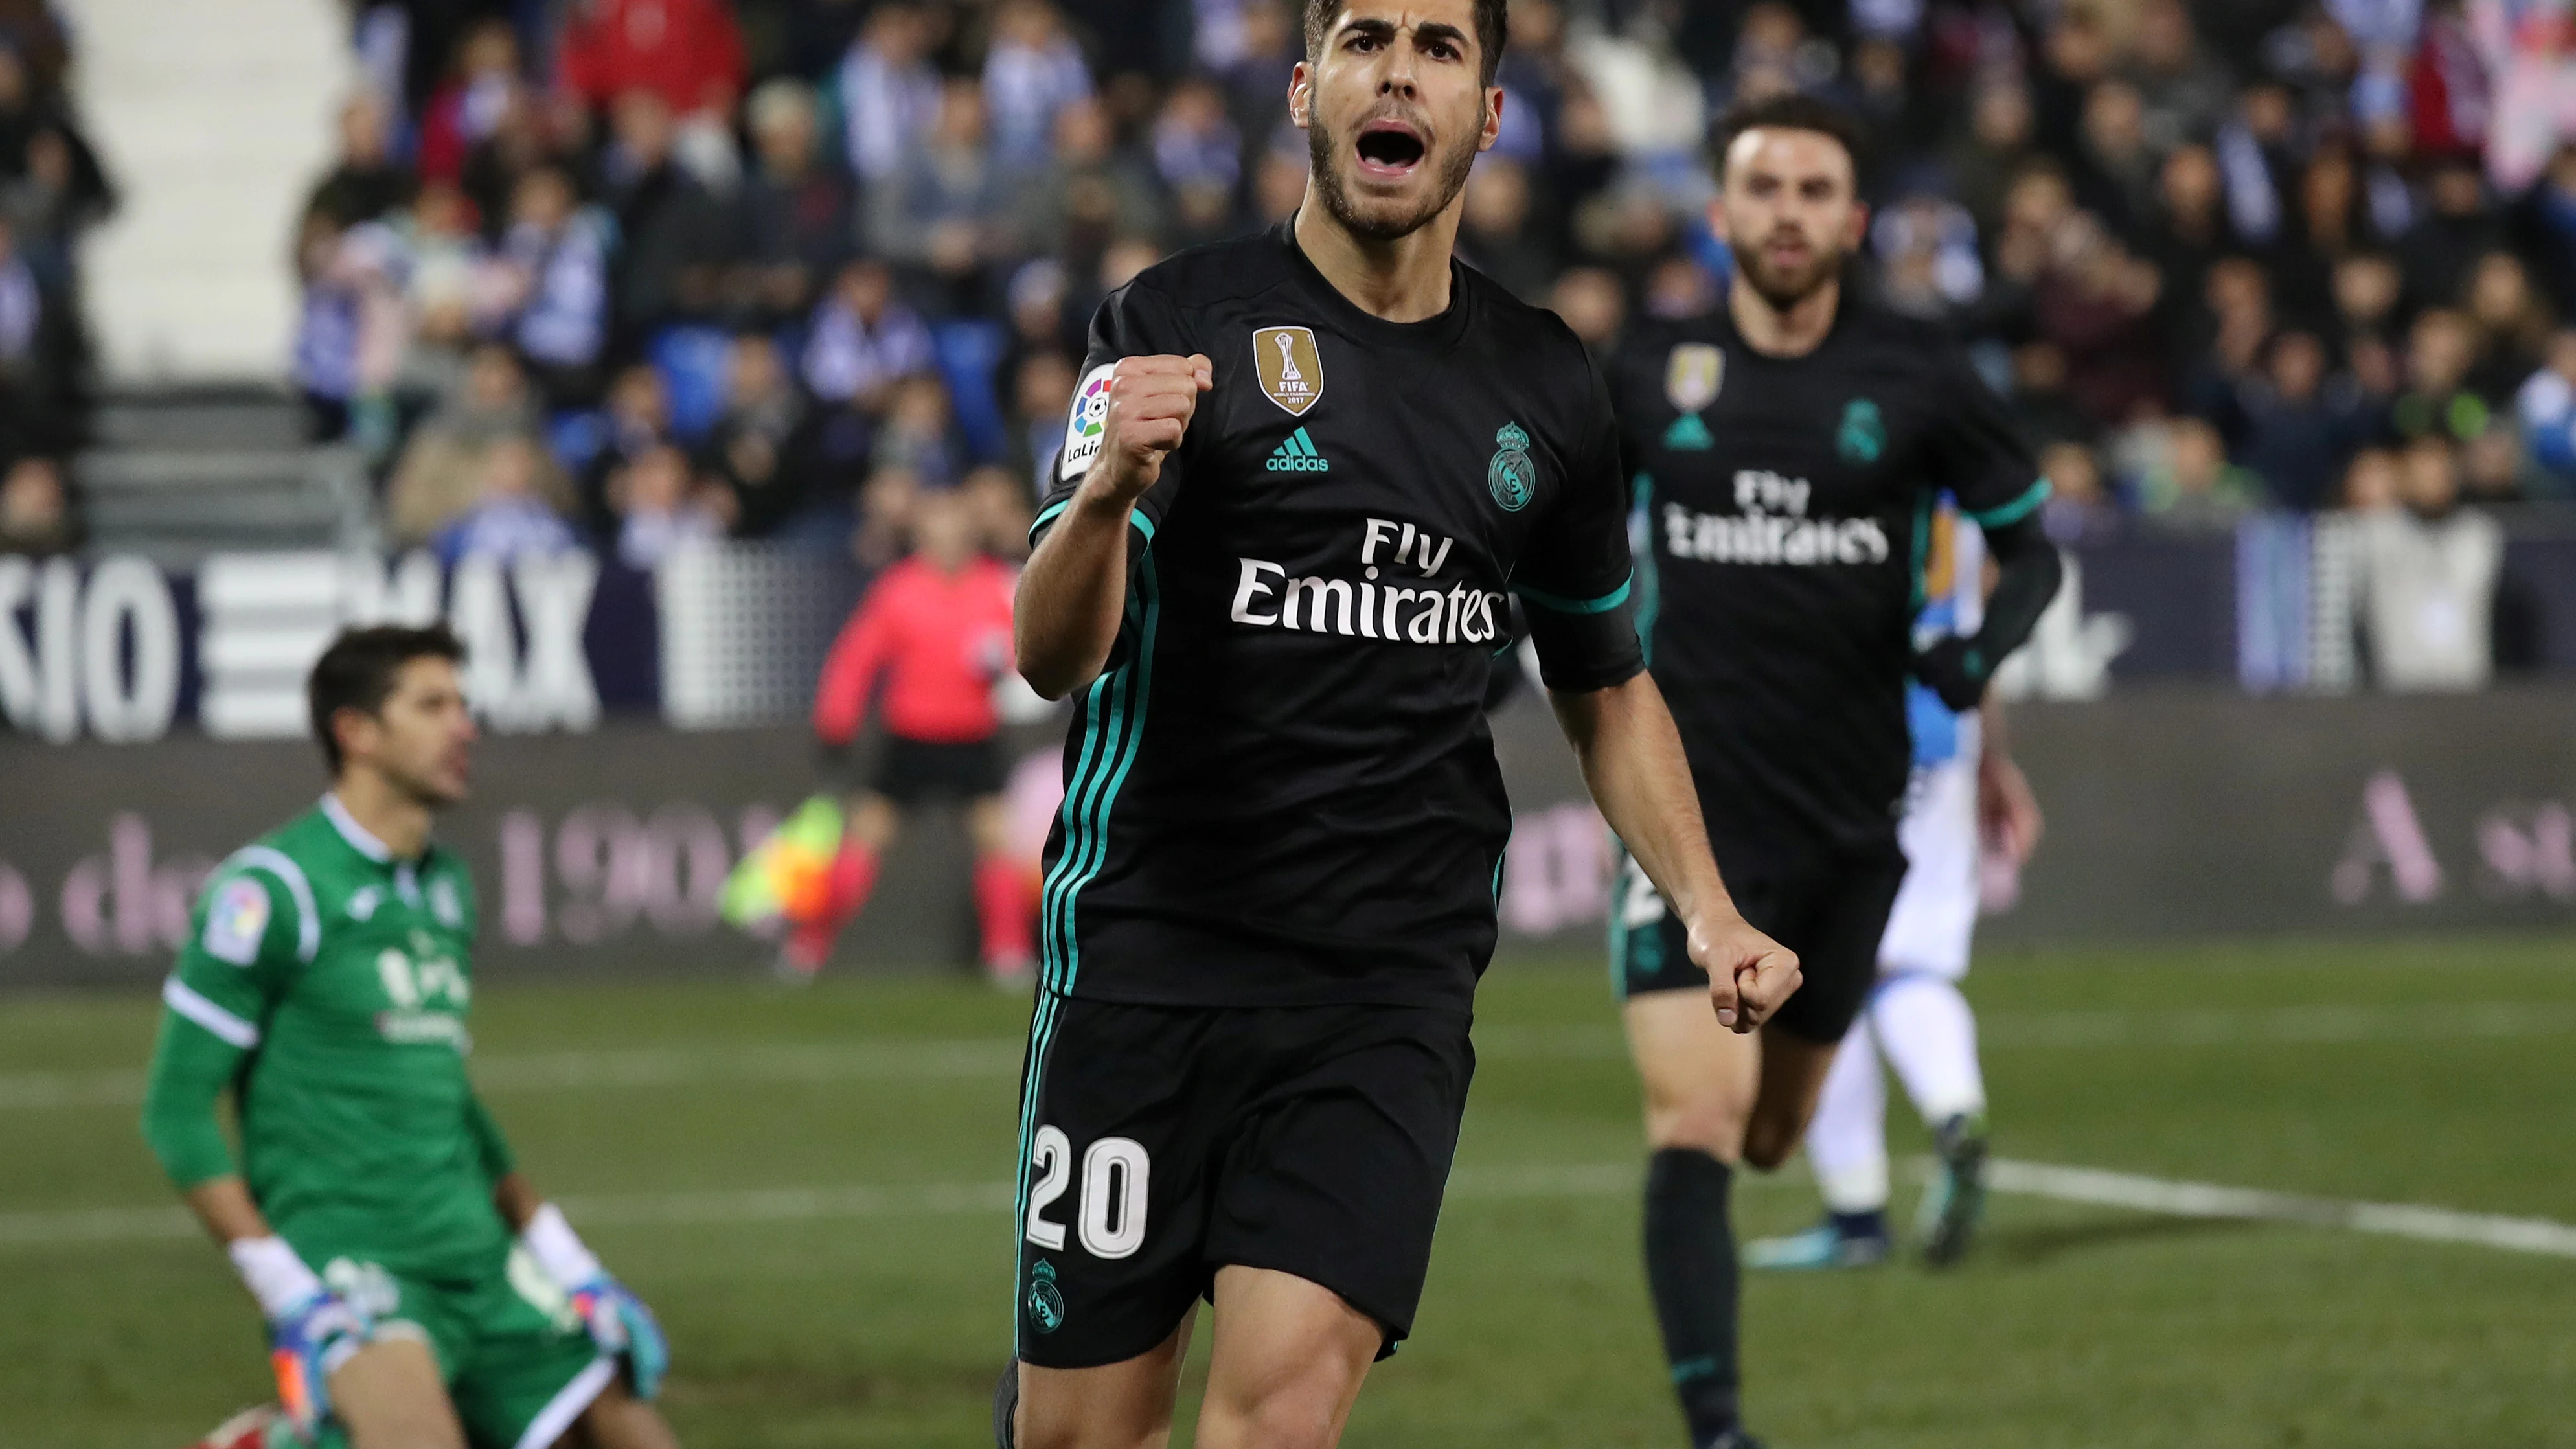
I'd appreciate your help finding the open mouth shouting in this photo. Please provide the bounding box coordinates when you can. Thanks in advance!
[1353,116,1430,183]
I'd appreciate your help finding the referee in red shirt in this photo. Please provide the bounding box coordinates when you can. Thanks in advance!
[789,488,1031,980]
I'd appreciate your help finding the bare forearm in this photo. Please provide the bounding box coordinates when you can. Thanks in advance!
[492,1171,542,1233]
[182,1176,271,1245]
[1551,674,1732,924]
[1015,483,1135,699]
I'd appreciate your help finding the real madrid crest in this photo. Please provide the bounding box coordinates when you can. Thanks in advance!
[1026,1259,1066,1332]
[1837,396,1886,464]
[1488,421,1536,512]
[1253,325,1325,416]
[1665,343,1722,414]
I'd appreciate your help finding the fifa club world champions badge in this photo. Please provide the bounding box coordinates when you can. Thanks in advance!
[1254,325,1325,416]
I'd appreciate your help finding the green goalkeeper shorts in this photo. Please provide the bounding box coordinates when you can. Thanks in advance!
[310,1245,612,1449]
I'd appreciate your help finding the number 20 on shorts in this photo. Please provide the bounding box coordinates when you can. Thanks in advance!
[1025,1128,1150,1259]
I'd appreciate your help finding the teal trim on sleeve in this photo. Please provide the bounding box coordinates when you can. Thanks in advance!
[1028,499,1069,542]
[1027,499,1157,547]
[1514,574,1633,615]
[1964,477,2051,529]
[1629,474,1659,665]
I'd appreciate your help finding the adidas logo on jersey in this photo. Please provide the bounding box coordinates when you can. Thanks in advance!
[1663,413,1714,450]
[1265,428,1330,472]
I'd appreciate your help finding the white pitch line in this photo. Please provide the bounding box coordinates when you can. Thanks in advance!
[12,1001,2576,1113]
[8,1159,2575,1261]
[1982,1159,2576,1259]
[1977,1001,2576,1050]
[0,1163,1778,1250]
[0,1203,198,1246]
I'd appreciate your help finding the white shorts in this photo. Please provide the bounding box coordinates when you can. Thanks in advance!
[1877,756,1979,981]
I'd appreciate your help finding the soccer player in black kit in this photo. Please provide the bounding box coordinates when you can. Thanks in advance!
[998,4,1801,1448]
[1608,95,2064,1449]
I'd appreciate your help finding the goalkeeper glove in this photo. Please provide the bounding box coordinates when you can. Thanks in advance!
[1912,635,1992,713]
[522,1204,670,1399]
[228,1237,369,1443]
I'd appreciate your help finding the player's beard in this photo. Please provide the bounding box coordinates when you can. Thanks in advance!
[1733,227,1847,312]
[1308,106,1479,242]
[381,747,471,809]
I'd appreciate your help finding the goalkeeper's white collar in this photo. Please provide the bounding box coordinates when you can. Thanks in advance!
[321,793,393,863]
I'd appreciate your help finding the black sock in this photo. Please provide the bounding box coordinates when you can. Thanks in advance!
[1831,1207,1889,1240]
[1644,1147,1741,1446]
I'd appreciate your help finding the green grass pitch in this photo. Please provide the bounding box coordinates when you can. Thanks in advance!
[5,935,2573,1448]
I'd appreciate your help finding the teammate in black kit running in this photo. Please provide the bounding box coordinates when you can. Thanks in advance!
[997,5,1801,1447]
[1608,95,2064,1449]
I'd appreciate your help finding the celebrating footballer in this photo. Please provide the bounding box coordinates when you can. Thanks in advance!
[997,2,1797,1445]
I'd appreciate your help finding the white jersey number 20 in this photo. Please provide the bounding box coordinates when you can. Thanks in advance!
[1025,1127,1150,1260]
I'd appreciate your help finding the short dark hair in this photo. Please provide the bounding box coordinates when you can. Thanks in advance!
[1709,93,1867,181]
[308,624,466,775]
[1303,0,1509,86]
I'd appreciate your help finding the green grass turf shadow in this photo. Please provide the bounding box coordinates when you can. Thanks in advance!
[6,935,2574,1448]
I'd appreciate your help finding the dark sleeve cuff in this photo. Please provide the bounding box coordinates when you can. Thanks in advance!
[1521,584,1646,692]
[1028,498,1159,549]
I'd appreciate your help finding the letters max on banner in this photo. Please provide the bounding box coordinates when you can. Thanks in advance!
[0,551,632,744]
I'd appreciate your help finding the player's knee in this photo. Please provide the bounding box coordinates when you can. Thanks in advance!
[1014,1380,1170,1449]
[1740,1121,1800,1172]
[1740,1105,1814,1171]
[563,1389,681,1449]
[1200,1377,1353,1449]
[1641,1091,1750,1159]
[1018,1417,1167,1449]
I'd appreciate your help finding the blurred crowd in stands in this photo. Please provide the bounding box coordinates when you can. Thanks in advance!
[4,0,2572,687]
[0,0,112,558]
[275,0,2576,571]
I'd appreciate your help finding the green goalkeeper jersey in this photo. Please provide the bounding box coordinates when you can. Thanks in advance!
[141,795,514,1281]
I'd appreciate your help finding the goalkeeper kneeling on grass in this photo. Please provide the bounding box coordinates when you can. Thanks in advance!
[142,624,679,1449]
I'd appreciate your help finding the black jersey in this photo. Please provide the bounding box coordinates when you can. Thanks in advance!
[1030,222,1641,1012]
[1612,299,2045,857]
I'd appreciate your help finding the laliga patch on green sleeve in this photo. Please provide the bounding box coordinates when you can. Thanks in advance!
[202,878,271,966]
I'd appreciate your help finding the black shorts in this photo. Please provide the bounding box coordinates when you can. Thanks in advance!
[1610,838,1906,1044]
[1010,995,1475,1368]
[870,735,1003,805]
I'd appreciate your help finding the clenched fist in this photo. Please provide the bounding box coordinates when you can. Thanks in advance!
[1686,911,1801,1033]
[1085,354,1214,504]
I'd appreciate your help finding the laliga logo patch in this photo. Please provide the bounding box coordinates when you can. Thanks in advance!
[1058,365,1116,481]
[1488,421,1536,512]
[202,877,271,966]
[1253,325,1324,416]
